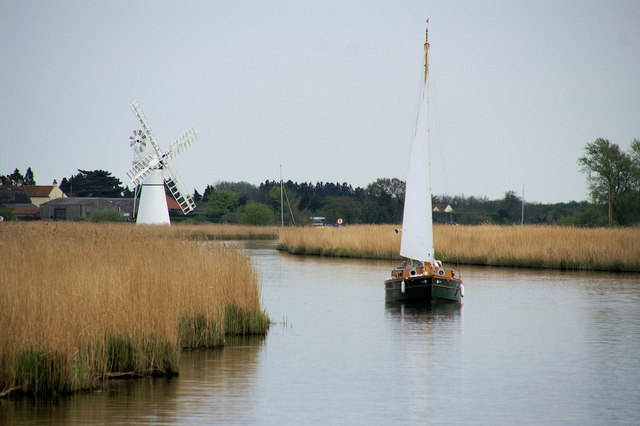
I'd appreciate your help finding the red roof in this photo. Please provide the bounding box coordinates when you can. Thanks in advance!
[24,185,55,197]
[12,207,40,215]
[166,195,181,210]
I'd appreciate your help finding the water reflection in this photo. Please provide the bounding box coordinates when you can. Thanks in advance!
[174,335,264,424]
[1,336,264,425]
[385,301,462,323]
[2,374,180,425]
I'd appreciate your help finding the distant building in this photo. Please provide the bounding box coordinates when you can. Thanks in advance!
[0,183,40,220]
[40,197,134,221]
[24,180,67,207]
[433,204,453,213]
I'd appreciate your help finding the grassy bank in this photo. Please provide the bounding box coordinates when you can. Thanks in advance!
[0,222,269,398]
[279,224,640,272]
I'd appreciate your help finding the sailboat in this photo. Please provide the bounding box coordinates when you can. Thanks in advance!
[384,23,464,303]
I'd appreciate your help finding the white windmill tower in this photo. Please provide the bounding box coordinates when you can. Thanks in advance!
[126,101,198,225]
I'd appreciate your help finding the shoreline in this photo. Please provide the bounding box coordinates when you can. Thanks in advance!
[278,224,640,272]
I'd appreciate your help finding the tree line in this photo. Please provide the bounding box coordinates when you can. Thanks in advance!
[3,137,639,226]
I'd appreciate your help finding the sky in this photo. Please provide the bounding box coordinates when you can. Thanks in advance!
[1,0,639,203]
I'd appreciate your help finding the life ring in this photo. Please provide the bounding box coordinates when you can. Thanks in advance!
[410,268,417,276]
[401,280,406,293]
[437,268,445,277]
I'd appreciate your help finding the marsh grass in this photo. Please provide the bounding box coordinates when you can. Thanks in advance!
[280,225,401,259]
[178,315,224,349]
[167,223,278,240]
[224,305,271,336]
[279,224,640,272]
[0,222,269,397]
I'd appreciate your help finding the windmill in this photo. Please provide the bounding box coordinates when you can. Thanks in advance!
[126,101,198,224]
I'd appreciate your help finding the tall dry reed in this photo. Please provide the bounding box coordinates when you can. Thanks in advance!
[0,222,268,397]
[163,223,278,240]
[279,225,401,258]
[279,224,640,272]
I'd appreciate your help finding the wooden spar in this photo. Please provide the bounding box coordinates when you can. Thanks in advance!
[424,23,429,83]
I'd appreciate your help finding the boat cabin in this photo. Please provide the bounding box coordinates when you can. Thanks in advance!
[391,260,457,280]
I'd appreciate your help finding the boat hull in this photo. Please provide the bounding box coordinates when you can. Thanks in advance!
[384,275,462,303]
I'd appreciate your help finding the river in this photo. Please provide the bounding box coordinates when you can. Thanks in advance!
[2,240,640,424]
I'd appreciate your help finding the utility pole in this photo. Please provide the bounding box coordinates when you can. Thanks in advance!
[521,183,525,225]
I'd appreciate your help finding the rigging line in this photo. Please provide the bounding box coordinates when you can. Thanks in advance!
[283,183,296,225]
[427,53,450,196]
[430,50,462,277]
[410,52,425,153]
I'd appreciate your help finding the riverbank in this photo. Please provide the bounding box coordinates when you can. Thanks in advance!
[0,222,269,398]
[162,223,279,240]
[278,224,640,272]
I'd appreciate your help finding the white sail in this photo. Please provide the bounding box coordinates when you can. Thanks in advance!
[399,76,435,264]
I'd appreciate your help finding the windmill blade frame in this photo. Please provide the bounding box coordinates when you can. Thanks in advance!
[126,152,161,187]
[163,163,196,214]
[166,128,198,161]
[130,101,164,158]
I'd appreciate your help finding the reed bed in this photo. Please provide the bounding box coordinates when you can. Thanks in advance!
[279,224,640,272]
[167,223,279,241]
[280,225,401,259]
[0,222,269,398]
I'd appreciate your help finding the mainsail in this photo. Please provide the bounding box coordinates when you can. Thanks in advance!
[399,27,434,264]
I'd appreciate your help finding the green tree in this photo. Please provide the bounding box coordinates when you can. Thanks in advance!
[193,189,202,203]
[59,169,128,197]
[362,178,405,223]
[8,168,24,185]
[214,181,257,194]
[24,167,36,185]
[497,190,522,224]
[205,190,239,222]
[236,201,274,225]
[202,184,215,201]
[319,196,362,224]
[578,138,638,225]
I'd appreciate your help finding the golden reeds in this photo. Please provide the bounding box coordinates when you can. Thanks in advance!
[279,225,401,259]
[0,222,268,397]
[164,223,279,240]
[279,224,640,272]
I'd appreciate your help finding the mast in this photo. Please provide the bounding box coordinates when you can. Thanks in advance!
[399,20,435,265]
[424,21,429,83]
[425,20,432,197]
[280,164,284,227]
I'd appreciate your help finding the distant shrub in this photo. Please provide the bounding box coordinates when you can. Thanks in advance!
[89,209,127,223]
[0,208,17,221]
[236,201,274,225]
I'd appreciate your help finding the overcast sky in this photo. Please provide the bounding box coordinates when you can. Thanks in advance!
[1,0,638,203]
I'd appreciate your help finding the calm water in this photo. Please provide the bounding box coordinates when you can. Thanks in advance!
[2,240,640,425]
